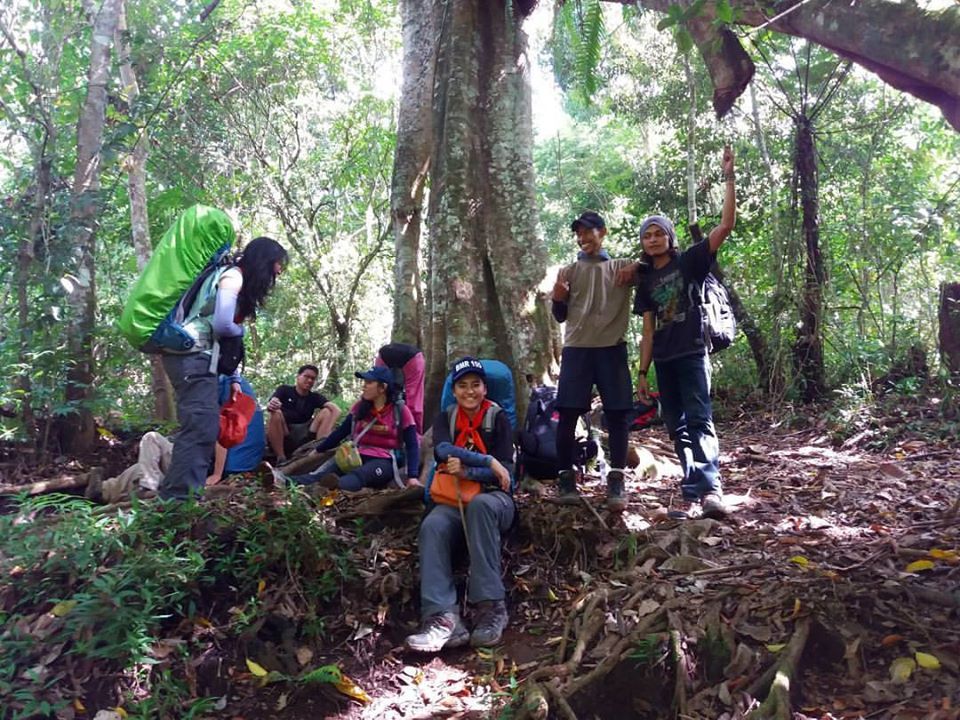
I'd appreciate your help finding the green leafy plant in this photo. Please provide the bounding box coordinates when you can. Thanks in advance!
[628,632,670,667]
[0,488,349,716]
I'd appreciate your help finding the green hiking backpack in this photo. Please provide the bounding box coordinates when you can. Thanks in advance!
[119,205,236,353]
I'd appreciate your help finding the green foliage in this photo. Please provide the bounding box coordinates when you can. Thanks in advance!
[536,11,960,404]
[124,669,220,720]
[0,0,401,440]
[550,0,607,104]
[699,625,732,682]
[628,632,669,666]
[0,489,348,716]
[614,532,639,570]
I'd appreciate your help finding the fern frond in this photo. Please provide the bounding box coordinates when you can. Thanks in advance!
[575,0,605,100]
[550,0,606,104]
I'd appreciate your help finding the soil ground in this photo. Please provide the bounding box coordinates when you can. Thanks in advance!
[2,405,958,720]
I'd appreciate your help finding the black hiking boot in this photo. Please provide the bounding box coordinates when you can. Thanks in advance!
[605,469,628,512]
[552,469,582,505]
[471,600,508,647]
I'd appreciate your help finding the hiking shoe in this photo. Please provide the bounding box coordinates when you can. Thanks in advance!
[701,492,730,519]
[405,612,469,653]
[84,468,104,502]
[552,469,582,505]
[471,600,508,647]
[605,469,628,512]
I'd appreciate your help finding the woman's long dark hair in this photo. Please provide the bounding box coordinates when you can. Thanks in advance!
[353,382,396,422]
[235,236,288,320]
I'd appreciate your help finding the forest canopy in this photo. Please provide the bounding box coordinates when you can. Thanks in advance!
[0,0,957,449]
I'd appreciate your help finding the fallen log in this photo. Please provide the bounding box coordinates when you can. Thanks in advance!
[0,474,89,496]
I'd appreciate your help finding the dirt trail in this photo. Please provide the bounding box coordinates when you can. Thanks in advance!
[230,415,959,719]
[3,414,957,719]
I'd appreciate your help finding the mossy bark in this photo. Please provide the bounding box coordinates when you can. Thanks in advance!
[792,116,827,402]
[422,0,549,412]
[63,0,122,454]
[610,0,960,130]
[390,0,436,348]
[940,282,960,375]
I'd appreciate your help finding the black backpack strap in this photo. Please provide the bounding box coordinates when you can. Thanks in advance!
[447,403,501,444]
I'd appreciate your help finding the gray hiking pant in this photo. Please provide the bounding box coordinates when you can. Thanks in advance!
[418,491,515,619]
[102,432,173,503]
[160,353,219,500]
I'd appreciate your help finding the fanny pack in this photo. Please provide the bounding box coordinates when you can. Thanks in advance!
[429,470,481,508]
[334,416,376,473]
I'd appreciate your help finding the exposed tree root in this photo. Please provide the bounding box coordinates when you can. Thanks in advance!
[671,629,688,718]
[545,679,578,720]
[562,603,674,698]
[515,682,548,720]
[747,616,812,720]
[337,485,425,519]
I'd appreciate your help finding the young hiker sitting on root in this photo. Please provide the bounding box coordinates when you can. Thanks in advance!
[288,366,420,491]
[405,357,515,653]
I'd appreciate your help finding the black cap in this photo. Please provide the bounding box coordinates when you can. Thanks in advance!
[450,357,486,384]
[570,211,606,232]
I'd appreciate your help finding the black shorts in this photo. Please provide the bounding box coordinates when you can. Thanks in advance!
[556,344,633,411]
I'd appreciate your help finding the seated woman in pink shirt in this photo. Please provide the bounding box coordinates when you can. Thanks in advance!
[290,366,420,490]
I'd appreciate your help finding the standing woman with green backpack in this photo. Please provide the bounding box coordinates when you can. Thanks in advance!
[161,236,288,501]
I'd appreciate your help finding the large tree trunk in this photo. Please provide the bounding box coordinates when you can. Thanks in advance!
[114,0,174,421]
[390,0,436,348]
[682,54,697,228]
[792,115,827,402]
[423,0,550,414]
[940,283,960,375]
[608,0,960,131]
[18,141,49,449]
[62,0,122,454]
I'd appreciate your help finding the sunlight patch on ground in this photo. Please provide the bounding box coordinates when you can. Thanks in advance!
[772,514,878,542]
[359,653,502,719]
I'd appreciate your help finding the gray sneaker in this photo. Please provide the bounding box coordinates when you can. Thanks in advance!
[405,612,469,653]
[552,469,582,505]
[470,600,508,647]
[605,469,627,512]
[701,492,730,519]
